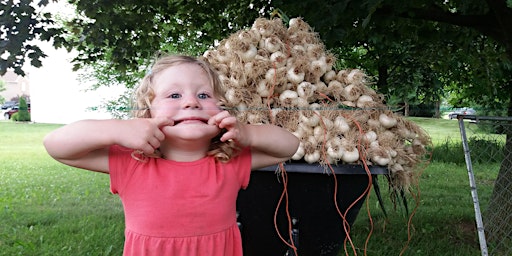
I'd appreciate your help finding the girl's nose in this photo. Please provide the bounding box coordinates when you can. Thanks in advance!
[183,95,200,109]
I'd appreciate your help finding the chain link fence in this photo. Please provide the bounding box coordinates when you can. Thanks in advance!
[457,116,512,256]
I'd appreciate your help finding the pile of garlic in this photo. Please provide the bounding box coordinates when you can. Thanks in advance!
[202,17,431,189]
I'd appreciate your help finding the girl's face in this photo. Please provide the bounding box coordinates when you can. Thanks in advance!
[150,63,222,141]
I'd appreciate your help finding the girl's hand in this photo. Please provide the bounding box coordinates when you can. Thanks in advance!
[207,111,300,169]
[208,111,250,147]
[118,117,173,154]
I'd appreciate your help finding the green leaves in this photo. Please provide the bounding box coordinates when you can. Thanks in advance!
[56,1,262,76]
[3,0,512,116]
[0,0,60,76]
[274,0,512,114]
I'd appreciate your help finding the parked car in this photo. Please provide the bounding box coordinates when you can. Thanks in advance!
[3,104,31,120]
[1,101,16,110]
[448,107,476,119]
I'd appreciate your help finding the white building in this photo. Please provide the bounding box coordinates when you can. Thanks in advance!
[0,70,30,104]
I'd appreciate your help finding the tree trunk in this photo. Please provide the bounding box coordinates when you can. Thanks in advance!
[403,100,409,117]
[434,100,440,118]
[484,80,512,247]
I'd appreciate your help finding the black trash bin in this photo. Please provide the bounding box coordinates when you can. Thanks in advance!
[236,162,387,256]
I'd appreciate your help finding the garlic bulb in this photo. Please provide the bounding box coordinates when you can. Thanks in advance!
[356,95,374,108]
[341,147,359,163]
[297,81,316,99]
[287,67,305,84]
[292,143,306,160]
[326,137,344,159]
[278,90,299,106]
[334,116,350,133]
[241,44,258,61]
[304,150,321,163]
[379,113,397,128]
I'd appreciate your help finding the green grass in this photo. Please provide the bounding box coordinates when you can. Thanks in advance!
[343,117,500,256]
[407,117,464,143]
[344,161,497,256]
[0,121,124,255]
[0,118,499,255]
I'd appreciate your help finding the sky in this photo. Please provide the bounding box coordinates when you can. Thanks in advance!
[28,41,126,124]
[27,1,126,124]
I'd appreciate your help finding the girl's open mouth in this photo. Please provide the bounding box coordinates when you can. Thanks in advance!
[174,118,209,125]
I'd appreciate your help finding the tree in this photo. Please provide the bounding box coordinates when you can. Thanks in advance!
[14,96,30,121]
[273,0,512,114]
[59,0,267,74]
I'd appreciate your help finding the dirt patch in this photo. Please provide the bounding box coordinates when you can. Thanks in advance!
[450,219,479,249]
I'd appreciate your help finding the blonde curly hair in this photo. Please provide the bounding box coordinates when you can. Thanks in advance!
[131,54,241,162]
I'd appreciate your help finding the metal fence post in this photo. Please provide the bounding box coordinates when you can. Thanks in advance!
[457,116,488,256]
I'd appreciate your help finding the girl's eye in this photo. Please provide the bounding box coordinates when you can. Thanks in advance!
[198,93,211,99]
[169,93,181,99]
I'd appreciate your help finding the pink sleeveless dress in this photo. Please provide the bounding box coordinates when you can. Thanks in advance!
[109,145,251,256]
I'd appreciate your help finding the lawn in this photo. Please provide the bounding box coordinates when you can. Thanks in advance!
[407,116,466,143]
[0,118,495,255]
[0,122,125,255]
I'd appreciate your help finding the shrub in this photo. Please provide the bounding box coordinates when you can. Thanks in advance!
[409,103,437,117]
[468,137,504,163]
[11,112,31,122]
[431,138,465,164]
[432,136,504,164]
[11,112,19,121]
[16,97,30,122]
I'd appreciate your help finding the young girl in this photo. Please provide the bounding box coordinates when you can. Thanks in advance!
[43,55,299,256]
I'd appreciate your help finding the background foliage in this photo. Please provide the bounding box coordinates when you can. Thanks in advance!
[2,0,512,115]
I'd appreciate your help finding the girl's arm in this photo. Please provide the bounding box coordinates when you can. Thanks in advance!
[242,123,300,170]
[43,118,171,173]
[209,111,300,169]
